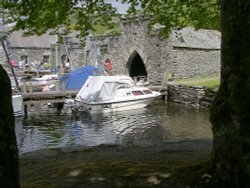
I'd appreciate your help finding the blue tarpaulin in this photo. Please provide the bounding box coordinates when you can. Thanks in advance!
[59,66,95,91]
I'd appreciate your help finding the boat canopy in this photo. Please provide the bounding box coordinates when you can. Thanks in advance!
[59,66,95,91]
[75,75,135,103]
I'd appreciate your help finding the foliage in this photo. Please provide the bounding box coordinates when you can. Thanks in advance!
[0,0,220,40]
[0,0,117,40]
[122,0,220,37]
[92,17,122,37]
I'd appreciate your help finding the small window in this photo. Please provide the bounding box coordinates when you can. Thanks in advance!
[143,90,153,95]
[132,90,144,96]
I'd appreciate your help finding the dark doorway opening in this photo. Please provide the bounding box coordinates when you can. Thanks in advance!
[127,51,147,79]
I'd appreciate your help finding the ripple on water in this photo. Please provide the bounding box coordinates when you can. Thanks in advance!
[15,102,212,154]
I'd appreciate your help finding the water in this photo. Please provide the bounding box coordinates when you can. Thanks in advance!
[15,101,213,154]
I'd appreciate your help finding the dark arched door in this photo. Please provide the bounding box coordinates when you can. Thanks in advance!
[127,51,147,79]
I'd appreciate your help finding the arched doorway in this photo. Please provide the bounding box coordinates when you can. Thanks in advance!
[127,51,147,80]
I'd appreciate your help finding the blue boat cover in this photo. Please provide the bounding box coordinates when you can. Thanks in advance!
[59,66,95,91]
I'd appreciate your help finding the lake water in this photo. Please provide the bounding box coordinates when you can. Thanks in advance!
[15,101,213,154]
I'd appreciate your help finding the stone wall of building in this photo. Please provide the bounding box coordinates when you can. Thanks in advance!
[85,19,221,85]
[59,47,85,69]
[12,48,51,64]
[85,19,170,85]
[167,47,221,79]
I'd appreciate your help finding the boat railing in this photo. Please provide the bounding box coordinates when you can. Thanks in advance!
[133,76,149,86]
[21,80,66,93]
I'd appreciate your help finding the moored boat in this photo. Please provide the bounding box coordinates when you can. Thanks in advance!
[74,75,161,114]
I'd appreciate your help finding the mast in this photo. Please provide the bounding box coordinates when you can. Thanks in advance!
[0,22,20,92]
[0,38,20,92]
[63,37,72,68]
[90,33,104,75]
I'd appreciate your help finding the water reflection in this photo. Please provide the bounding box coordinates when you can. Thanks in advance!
[15,101,212,154]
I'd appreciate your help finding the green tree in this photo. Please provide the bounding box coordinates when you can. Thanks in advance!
[209,0,250,186]
[0,0,220,38]
[0,0,117,39]
[0,0,249,187]
[123,0,220,36]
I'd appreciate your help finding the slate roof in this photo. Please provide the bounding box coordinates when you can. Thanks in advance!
[9,30,56,48]
[169,27,221,49]
[3,27,80,48]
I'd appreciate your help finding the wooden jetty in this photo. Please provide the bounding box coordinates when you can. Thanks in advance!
[23,90,78,105]
[20,80,77,116]
[21,80,77,105]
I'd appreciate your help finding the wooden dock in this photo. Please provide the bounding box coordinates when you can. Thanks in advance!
[20,80,78,105]
[23,90,78,105]
[18,80,78,116]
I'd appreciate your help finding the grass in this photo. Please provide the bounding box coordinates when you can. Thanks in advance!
[92,24,121,36]
[92,17,122,37]
[174,76,220,90]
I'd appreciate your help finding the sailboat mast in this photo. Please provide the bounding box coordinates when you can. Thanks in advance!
[0,39,20,92]
[63,37,72,68]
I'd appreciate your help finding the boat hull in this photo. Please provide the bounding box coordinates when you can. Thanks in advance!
[75,96,157,114]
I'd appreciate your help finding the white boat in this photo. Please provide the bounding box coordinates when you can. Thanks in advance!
[74,75,161,114]
[12,94,23,117]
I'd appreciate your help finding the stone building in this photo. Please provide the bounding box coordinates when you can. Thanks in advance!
[85,17,221,85]
[167,27,221,80]
[0,18,221,85]
[0,29,84,73]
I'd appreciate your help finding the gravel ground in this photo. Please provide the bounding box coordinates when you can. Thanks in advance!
[20,139,212,188]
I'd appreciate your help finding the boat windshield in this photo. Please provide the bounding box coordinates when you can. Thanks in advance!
[143,90,153,94]
[132,90,144,96]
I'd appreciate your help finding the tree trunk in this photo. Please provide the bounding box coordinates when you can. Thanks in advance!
[209,0,250,187]
[0,65,19,187]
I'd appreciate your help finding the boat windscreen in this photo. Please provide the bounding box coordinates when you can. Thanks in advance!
[143,90,153,94]
[132,90,144,96]
[95,82,122,101]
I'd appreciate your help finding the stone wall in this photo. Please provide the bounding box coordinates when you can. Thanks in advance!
[60,48,85,68]
[167,83,216,108]
[85,19,170,85]
[12,48,51,63]
[85,19,221,85]
[167,47,221,79]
